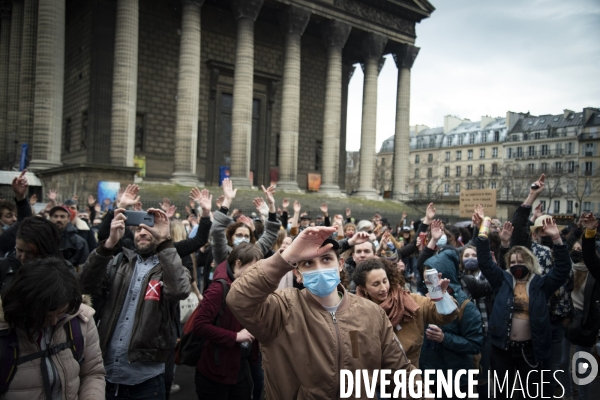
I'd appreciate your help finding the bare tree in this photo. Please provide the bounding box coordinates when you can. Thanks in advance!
[565,167,600,212]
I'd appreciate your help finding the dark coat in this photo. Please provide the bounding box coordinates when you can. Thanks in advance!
[60,223,90,266]
[474,236,571,363]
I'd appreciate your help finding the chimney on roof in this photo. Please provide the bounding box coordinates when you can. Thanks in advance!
[481,116,494,129]
[506,111,530,132]
[414,124,429,135]
[563,109,574,118]
[444,116,465,133]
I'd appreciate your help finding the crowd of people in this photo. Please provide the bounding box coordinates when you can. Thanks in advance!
[0,169,599,400]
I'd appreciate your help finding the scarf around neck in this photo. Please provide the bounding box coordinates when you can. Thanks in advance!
[358,285,420,327]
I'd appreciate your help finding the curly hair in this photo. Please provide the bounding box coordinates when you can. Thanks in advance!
[226,221,256,247]
[353,257,405,291]
[17,216,63,259]
[2,257,81,336]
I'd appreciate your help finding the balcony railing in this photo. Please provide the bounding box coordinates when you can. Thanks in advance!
[507,149,565,159]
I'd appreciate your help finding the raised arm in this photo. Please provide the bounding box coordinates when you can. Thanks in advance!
[255,185,281,255]
[580,213,600,281]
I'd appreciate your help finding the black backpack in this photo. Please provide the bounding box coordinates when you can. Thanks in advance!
[0,318,85,396]
[175,278,229,366]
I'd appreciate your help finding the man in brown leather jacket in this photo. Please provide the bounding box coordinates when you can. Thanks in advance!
[81,208,191,400]
[228,227,423,400]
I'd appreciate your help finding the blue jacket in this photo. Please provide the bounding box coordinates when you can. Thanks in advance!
[474,236,571,363]
[419,250,484,387]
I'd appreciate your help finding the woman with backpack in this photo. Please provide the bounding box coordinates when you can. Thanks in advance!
[193,243,263,399]
[0,257,105,399]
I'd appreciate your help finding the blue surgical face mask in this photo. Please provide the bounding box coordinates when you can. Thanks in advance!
[301,267,341,298]
[463,257,479,271]
[233,237,250,246]
[437,234,448,246]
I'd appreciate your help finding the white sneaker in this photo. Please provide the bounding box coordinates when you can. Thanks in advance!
[170,384,181,394]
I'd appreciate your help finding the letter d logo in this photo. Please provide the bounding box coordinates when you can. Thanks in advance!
[572,351,598,386]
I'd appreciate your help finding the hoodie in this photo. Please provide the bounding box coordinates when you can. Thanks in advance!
[419,249,484,387]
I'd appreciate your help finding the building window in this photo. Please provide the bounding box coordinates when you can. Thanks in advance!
[567,161,575,173]
[556,143,563,155]
[567,142,574,154]
[444,167,450,178]
[535,132,541,139]
[414,185,419,196]
[456,166,461,177]
[428,153,433,163]
[583,202,592,212]
[494,131,500,142]
[427,184,432,196]
[467,182,473,190]
[135,113,144,152]
[467,165,473,176]
[427,168,432,178]
[469,134,475,144]
[455,183,461,194]
[415,155,420,164]
[480,148,485,159]
[479,165,485,176]
[381,158,386,166]
[554,162,562,173]
[492,147,498,158]
[492,163,498,175]
[456,151,462,160]
[527,163,535,174]
[554,200,560,214]
[541,144,549,156]
[478,182,485,189]
[508,148,513,158]
[63,118,72,153]
[567,201,573,214]
[459,135,464,145]
[468,150,473,160]
[429,138,435,148]
[482,133,487,143]
[414,168,419,179]
[517,147,523,157]
[81,110,88,149]
[541,163,548,173]
[584,162,593,176]
[315,140,322,170]
[491,181,497,189]
[585,143,595,156]
[528,146,535,157]
[444,184,450,195]
[584,181,592,196]
[446,137,452,147]
[445,151,450,161]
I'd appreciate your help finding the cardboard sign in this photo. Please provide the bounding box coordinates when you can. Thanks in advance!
[308,173,321,192]
[460,189,497,218]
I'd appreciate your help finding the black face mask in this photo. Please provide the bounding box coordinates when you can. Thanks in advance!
[510,264,530,279]
[571,250,583,263]
[539,236,554,249]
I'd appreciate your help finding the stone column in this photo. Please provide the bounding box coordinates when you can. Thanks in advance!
[109,0,138,167]
[229,0,263,188]
[276,5,310,191]
[171,0,204,185]
[356,32,387,199]
[319,20,351,196]
[5,0,22,162]
[28,0,64,170]
[392,44,419,200]
[17,0,38,155]
[0,1,12,160]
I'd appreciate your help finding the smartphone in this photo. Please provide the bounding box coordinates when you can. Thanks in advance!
[531,183,540,189]
[123,210,155,227]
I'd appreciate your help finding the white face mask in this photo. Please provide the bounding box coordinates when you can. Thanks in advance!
[437,235,448,246]
[233,237,250,246]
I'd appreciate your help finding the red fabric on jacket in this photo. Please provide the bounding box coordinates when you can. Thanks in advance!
[193,260,257,385]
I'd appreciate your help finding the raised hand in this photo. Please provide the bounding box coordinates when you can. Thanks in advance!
[105,209,127,249]
[166,205,177,219]
[141,208,171,243]
[215,195,224,210]
[281,227,338,265]
[533,202,544,220]
[424,203,436,224]
[159,197,172,213]
[222,178,237,209]
[261,185,276,212]
[29,193,38,206]
[499,221,513,246]
[190,187,202,205]
[334,214,344,226]
[133,201,143,211]
[116,188,125,203]
[94,203,101,213]
[541,217,560,238]
[348,231,370,247]
[345,208,351,218]
[47,189,58,203]
[282,198,290,210]
[198,189,212,217]
[530,174,545,196]
[253,197,269,216]
[88,195,96,206]
[293,201,301,213]
[402,211,408,220]
[430,220,444,241]
[11,170,28,201]
[320,203,328,216]
[473,204,485,227]
[117,184,140,209]
[238,215,256,232]
[72,195,79,202]
[580,212,598,231]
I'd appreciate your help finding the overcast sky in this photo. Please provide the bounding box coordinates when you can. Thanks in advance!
[345,0,600,152]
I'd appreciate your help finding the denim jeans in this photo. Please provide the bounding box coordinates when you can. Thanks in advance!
[541,321,565,396]
[106,374,166,400]
[559,336,593,400]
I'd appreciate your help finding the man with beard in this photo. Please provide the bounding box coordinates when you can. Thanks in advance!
[49,205,90,269]
[80,208,191,400]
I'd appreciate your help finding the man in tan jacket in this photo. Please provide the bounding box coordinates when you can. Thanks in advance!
[228,227,423,399]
